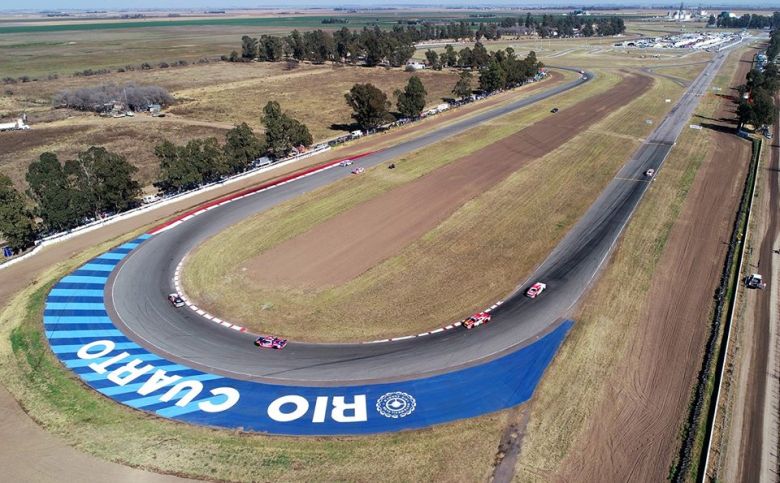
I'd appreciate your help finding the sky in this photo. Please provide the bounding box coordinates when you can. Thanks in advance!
[5,1,780,12]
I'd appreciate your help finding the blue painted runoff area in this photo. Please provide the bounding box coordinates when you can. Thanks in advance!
[43,234,573,435]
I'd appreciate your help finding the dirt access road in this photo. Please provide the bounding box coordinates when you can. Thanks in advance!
[0,72,568,482]
[558,50,754,481]
[249,73,652,288]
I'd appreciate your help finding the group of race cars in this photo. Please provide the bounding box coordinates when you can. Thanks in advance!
[166,281,548,349]
[462,282,547,329]
[168,280,548,348]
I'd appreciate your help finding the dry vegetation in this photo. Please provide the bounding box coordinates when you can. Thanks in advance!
[0,60,458,191]
[514,46,744,481]
[167,62,460,139]
[0,228,508,481]
[182,65,697,342]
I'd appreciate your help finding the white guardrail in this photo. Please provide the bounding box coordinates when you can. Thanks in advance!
[0,145,331,271]
[1,70,556,270]
[701,138,762,479]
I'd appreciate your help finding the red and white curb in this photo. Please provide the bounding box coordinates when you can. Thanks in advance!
[148,151,376,236]
[365,300,504,343]
[173,260,247,333]
[174,257,505,342]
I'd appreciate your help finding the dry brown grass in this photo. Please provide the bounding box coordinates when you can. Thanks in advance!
[182,69,688,342]
[0,61,456,191]
[513,46,745,482]
[168,63,460,140]
[0,228,509,481]
[0,117,227,192]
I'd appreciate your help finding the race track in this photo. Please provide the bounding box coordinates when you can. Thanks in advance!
[43,48,738,434]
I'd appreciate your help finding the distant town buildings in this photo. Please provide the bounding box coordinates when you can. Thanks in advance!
[666,3,711,22]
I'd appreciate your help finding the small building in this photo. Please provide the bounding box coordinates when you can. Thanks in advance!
[405,61,426,71]
[148,104,162,116]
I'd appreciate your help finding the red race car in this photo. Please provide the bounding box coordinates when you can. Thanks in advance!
[167,293,185,308]
[525,282,547,299]
[462,311,492,329]
[254,336,288,350]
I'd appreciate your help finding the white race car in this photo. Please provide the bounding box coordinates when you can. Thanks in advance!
[351,167,365,175]
[462,311,492,329]
[167,293,185,308]
[339,160,353,167]
[525,282,546,299]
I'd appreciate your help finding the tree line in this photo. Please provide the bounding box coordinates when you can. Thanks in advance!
[0,147,142,251]
[1,46,542,253]
[345,49,543,131]
[233,27,419,67]
[712,11,780,29]
[229,15,624,66]
[155,102,312,193]
[737,33,779,129]
[0,101,313,252]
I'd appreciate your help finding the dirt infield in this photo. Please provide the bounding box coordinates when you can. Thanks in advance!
[248,72,652,288]
[0,72,572,482]
[557,51,753,481]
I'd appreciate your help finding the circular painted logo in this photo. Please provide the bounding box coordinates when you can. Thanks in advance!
[376,391,416,418]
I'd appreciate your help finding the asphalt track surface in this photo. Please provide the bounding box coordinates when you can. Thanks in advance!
[108,49,735,385]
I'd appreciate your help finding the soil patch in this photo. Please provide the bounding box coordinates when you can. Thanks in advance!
[248,73,652,288]
[558,52,752,481]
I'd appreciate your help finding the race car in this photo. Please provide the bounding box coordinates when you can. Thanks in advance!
[525,282,546,299]
[254,336,288,350]
[351,167,365,175]
[645,168,655,177]
[339,159,353,167]
[462,311,492,329]
[550,107,559,113]
[167,293,185,308]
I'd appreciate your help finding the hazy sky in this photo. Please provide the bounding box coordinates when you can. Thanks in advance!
[5,1,780,12]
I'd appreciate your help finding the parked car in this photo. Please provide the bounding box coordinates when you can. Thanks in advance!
[167,293,185,308]
[525,282,547,299]
[462,311,492,329]
[254,336,288,349]
[745,273,767,289]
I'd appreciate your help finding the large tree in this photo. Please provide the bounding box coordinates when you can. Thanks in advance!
[182,137,229,183]
[345,83,393,130]
[736,101,754,128]
[224,122,266,174]
[452,70,473,99]
[154,140,204,193]
[751,88,776,127]
[262,101,313,158]
[64,146,141,218]
[241,35,258,59]
[425,49,440,70]
[25,152,87,232]
[0,174,36,251]
[395,76,427,118]
[442,44,458,67]
[479,58,507,93]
